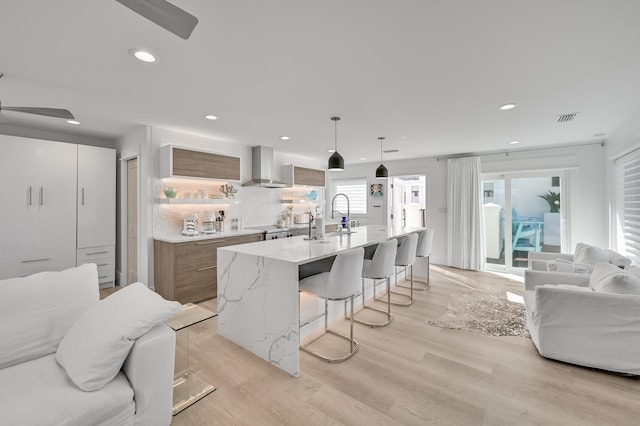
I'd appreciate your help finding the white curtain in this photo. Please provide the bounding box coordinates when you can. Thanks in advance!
[447,156,483,270]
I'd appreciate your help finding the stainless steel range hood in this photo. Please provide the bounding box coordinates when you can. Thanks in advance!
[242,146,289,188]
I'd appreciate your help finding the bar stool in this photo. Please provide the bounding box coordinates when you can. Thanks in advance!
[299,247,364,362]
[350,239,398,327]
[383,233,418,306]
[415,228,434,290]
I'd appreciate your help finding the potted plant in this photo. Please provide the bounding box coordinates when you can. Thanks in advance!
[538,191,560,213]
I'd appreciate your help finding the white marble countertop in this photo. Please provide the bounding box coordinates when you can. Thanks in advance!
[154,229,264,244]
[220,225,424,265]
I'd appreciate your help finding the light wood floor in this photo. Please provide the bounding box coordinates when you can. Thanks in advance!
[118,267,640,425]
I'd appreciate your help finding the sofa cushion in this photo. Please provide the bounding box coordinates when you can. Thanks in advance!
[546,259,589,274]
[594,272,640,295]
[0,263,99,369]
[605,249,632,269]
[56,282,181,391]
[0,354,134,426]
[574,243,610,269]
[588,262,622,289]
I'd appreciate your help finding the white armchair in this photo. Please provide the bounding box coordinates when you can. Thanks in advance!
[528,243,631,272]
[524,265,640,375]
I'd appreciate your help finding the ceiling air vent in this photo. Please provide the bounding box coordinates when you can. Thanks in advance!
[557,112,579,123]
[383,149,399,153]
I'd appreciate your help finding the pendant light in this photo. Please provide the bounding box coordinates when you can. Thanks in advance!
[375,136,388,179]
[327,116,344,171]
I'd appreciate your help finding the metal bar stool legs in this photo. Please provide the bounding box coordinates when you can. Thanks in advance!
[301,294,359,362]
[347,276,393,327]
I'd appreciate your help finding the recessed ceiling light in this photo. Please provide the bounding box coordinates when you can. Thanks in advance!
[66,120,80,125]
[499,103,517,110]
[280,136,290,141]
[360,157,366,161]
[204,114,218,120]
[509,140,520,145]
[129,49,157,63]
[327,149,335,153]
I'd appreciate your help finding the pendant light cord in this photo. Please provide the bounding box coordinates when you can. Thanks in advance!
[379,137,385,162]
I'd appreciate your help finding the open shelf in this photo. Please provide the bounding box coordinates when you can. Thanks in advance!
[158,198,240,205]
[281,199,318,204]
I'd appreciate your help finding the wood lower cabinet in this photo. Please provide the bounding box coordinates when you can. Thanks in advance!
[154,237,239,304]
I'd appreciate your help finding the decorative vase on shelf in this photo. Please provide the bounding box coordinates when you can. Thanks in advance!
[164,187,177,198]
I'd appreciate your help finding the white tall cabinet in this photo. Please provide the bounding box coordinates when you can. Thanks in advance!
[0,135,115,287]
[77,145,116,286]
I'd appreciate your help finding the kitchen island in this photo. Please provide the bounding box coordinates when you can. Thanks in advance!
[217,225,425,377]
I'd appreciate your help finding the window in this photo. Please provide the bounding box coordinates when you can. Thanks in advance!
[332,178,367,215]
[616,152,640,263]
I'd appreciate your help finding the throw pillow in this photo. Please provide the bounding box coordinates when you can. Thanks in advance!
[594,272,640,295]
[605,249,632,269]
[588,262,621,289]
[56,282,181,391]
[574,243,609,267]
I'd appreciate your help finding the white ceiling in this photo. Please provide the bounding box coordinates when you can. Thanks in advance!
[1,1,640,164]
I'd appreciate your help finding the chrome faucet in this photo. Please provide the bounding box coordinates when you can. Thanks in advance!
[331,193,352,234]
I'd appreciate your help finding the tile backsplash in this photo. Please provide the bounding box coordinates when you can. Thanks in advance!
[153,181,322,236]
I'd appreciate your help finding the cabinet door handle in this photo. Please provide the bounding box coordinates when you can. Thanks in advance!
[39,186,44,206]
[97,263,108,267]
[196,265,216,272]
[196,240,224,245]
[86,250,109,256]
[81,188,85,205]
[27,186,32,206]
[98,275,109,279]
[21,258,50,263]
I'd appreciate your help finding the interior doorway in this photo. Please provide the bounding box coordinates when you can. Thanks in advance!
[388,175,426,228]
[482,172,565,272]
[126,158,138,284]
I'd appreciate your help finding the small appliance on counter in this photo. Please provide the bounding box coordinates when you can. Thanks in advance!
[201,211,216,234]
[181,213,199,236]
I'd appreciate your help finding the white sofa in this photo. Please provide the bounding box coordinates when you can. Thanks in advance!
[524,264,640,375]
[0,264,179,425]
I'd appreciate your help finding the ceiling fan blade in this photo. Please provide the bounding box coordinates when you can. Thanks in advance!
[0,107,75,120]
[0,112,8,124]
[115,0,199,40]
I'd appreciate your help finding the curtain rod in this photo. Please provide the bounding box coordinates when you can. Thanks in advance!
[435,140,605,161]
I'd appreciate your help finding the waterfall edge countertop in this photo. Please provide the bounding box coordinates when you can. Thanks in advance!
[217,225,425,377]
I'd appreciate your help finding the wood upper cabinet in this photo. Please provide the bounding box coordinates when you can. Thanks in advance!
[160,145,241,181]
[282,164,326,187]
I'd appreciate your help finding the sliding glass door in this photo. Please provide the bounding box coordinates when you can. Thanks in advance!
[482,172,565,272]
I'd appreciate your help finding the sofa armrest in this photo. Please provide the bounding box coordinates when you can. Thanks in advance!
[123,323,175,426]
[532,286,640,374]
[527,252,574,270]
[524,270,590,291]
